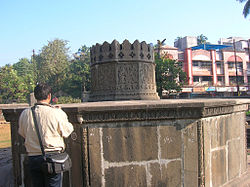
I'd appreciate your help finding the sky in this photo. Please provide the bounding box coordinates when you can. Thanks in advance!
[0,0,249,67]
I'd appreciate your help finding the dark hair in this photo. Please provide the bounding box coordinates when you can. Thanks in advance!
[34,83,52,101]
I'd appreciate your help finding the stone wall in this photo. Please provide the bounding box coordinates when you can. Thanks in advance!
[203,112,247,186]
[2,99,249,187]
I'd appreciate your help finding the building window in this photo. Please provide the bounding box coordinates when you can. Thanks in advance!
[216,61,224,68]
[229,76,236,85]
[218,76,224,82]
[193,61,199,67]
[228,62,234,69]
[193,76,200,82]
[229,76,244,85]
[200,61,212,68]
[217,76,225,85]
[237,62,243,72]
[247,63,250,71]
[202,76,212,82]
[238,76,244,84]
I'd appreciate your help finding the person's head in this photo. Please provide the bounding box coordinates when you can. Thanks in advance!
[34,83,52,102]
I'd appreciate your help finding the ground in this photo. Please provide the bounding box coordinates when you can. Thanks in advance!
[0,123,13,187]
[0,147,13,187]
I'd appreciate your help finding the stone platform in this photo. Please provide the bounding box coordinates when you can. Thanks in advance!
[3,99,250,187]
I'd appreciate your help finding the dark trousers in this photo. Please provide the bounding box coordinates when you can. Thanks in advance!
[28,155,62,187]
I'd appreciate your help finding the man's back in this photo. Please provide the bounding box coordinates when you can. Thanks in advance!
[18,104,73,156]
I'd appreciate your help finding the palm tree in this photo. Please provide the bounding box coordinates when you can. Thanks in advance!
[197,34,208,45]
[237,0,250,18]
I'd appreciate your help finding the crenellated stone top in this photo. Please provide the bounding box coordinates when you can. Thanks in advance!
[90,40,154,65]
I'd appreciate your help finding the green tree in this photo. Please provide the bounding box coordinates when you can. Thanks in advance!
[13,58,33,77]
[155,56,186,98]
[0,65,31,103]
[73,45,90,61]
[237,0,250,17]
[155,39,166,57]
[36,39,70,93]
[197,34,208,45]
[13,58,36,98]
[63,46,91,98]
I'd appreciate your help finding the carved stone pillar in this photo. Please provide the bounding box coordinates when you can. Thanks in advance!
[89,40,159,101]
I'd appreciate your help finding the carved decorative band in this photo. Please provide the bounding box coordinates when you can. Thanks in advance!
[81,108,203,123]
[90,40,154,65]
[91,59,155,67]
[80,104,247,123]
[202,104,248,117]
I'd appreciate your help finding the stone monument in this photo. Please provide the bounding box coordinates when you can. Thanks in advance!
[89,40,159,101]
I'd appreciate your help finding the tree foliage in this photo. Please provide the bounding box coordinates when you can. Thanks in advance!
[197,34,208,45]
[13,58,33,77]
[237,0,250,18]
[155,55,186,98]
[62,45,91,98]
[0,65,33,103]
[36,39,70,93]
[0,39,92,104]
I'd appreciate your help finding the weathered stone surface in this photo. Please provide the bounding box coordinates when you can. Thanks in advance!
[228,139,241,180]
[67,123,85,187]
[211,116,227,149]
[240,117,247,174]
[183,122,198,187]
[203,119,212,186]
[105,165,147,187]
[159,126,181,159]
[2,99,250,187]
[88,127,102,186]
[102,126,158,162]
[227,113,242,140]
[211,149,227,187]
[90,40,159,101]
[150,161,181,187]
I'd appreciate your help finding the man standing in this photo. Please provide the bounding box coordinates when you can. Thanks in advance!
[18,84,74,187]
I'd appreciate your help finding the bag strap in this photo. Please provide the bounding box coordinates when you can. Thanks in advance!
[31,106,46,157]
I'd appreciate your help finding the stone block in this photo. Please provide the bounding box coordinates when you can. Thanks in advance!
[183,123,198,187]
[102,126,158,162]
[105,165,147,187]
[150,161,181,187]
[211,149,227,186]
[211,117,227,149]
[202,120,211,186]
[88,127,102,186]
[240,120,247,174]
[227,113,242,140]
[228,139,241,180]
[159,126,182,159]
[68,123,86,187]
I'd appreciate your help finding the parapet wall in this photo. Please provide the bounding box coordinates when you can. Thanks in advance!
[3,99,249,187]
[89,40,159,101]
[0,104,28,123]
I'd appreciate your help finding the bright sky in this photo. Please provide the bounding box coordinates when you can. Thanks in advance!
[0,0,249,67]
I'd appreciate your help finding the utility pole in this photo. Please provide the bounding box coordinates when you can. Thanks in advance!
[233,40,240,96]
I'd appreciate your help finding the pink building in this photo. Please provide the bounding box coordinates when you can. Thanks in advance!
[162,36,250,97]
